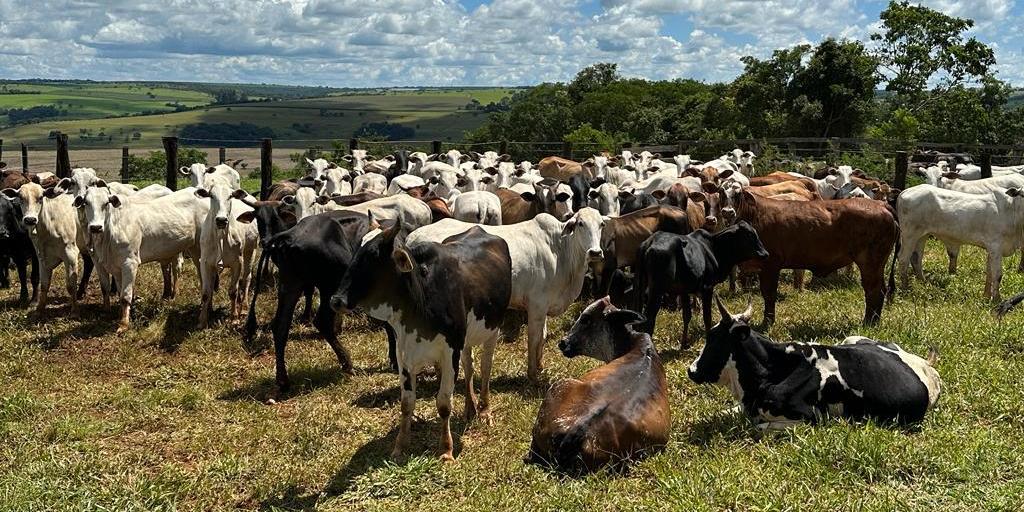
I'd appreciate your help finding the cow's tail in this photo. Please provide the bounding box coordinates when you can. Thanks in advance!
[476,202,486,224]
[886,198,900,304]
[995,291,1024,319]
[243,241,275,351]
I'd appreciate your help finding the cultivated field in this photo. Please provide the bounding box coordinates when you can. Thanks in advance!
[2,240,1024,510]
[0,83,211,123]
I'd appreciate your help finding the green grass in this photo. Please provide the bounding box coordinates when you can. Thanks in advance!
[0,87,510,148]
[3,239,1024,510]
[0,83,211,119]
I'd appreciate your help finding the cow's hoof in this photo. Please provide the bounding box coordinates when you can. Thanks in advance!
[477,407,493,426]
[116,324,130,334]
[439,453,455,463]
[390,449,404,461]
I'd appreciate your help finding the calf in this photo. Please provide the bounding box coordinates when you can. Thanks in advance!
[689,298,941,428]
[528,297,669,474]
[244,210,387,390]
[407,209,605,382]
[3,183,84,312]
[733,191,897,324]
[897,185,1024,300]
[634,222,768,348]
[0,194,38,303]
[593,205,693,298]
[78,185,208,331]
[195,181,258,327]
[332,223,512,461]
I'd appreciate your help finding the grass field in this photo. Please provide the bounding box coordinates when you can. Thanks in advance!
[0,83,212,123]
[0,86,512,147]
[2,240,1024,510]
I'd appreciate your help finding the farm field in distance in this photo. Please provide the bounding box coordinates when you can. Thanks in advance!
[2,240,1024,510]
[0,81,516,147]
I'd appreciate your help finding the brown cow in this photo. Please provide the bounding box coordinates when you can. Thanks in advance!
[422,196,452,222]
[527,296,669,475]
[538,156,584,182]
[734,191,898,324]
[325,191,386,206]
[658,182,715,231]
[747,171,802,187]
[496,181,572,224]
[745,180,820,199]
[593,205,693,298]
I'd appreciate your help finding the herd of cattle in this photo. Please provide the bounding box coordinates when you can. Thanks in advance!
[12,143,1024,473]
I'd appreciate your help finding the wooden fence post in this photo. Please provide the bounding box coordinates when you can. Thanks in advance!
[219,147,226,164]
[21,143,28,173]
[894,151,908,191]
[55,132,71,178]
[0,139,4,163]
[162,136,178,190]
[562,141,573,160]
[350,138,359,155]
[260,138,273,200]
[981,152,992,179]
[499,140,508,156]
[431,140,442,155]
[121,147,130,183]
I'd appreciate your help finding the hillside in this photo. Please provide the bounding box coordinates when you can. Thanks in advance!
[0,81,517,147]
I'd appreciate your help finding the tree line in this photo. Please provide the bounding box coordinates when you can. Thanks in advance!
[467,1,1024,149]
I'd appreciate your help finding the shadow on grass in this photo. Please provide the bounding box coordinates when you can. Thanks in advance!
[219,364,350,402]
[21,301,119,350]
[154,303,205,353]
[685,410,758,446]
[804,269,862,291]
[784,317,860,341]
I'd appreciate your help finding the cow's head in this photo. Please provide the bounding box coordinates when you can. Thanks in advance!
[177,163,209,189]
[0,190,22,240]
[195,181,247,230]
[587,182,620,217]
[280,185,322,221]
[57,167,100,199]
[323,167,354,197]
[76,180,119,234]
[562,207,605,262]
[688,296,753,384]
[521,179,573,220]
[718,220,769,263]
[234,196,296,245]
[2,182,55,228]
[331,216,405,314]
[558,296,645,362]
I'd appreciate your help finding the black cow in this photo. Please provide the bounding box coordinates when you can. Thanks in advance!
[565,174,590,213]
[618,189,659,216]
[688,297,942,428]
[634,221,768,348]
[331,222,512,461]
[0,195,38,303]
[243,210,391,391]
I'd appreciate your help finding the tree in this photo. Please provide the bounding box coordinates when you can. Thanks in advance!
[871,1,995,109]
[731,45,809,137]
[788,39,880,137]
[567,63,620,102]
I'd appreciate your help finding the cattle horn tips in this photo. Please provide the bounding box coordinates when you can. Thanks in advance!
[715,295,730,319]
[738,300,754,322]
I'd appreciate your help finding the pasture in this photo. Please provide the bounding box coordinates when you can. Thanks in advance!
[0,83,211,123]
[2,240,1024,510]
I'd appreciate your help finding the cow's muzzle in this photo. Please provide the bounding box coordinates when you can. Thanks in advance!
[89,224,103,234]
[215,217,228,229]
[557,338,576,357]
[22,217,37,227]
[587,249,604,261]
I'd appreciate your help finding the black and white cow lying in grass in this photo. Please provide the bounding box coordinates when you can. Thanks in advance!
[688,297,941,429]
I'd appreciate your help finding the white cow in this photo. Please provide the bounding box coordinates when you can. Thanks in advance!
[180,162,241,190]
[194,178,258,327]
[387,175,426,196]
[78,185,209,331]
[407,152,430,177]
[342,149,370,171]
[407,208,605,382]
[897,184,1024,300]
[451,191,503,225]
[304,158,334,180]
[321,166,353,197]
[587,182,620,217]
[2,183,82,311]
[352,172,388,195]
[58,168,165,199]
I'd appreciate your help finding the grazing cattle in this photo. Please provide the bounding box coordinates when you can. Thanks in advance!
[244,210,387,390]
[733,192,898,324]
[527,297,669,474]
[896,185,1024,300]
[497,180,572,223]
[689,299,941,428]
[331,223,513,461]
[538,156,585,182]
[592,205,693,298]
[77,185,208,331]
[634,222,769,348]
[407,209,605,382]
[180,162,242,190]
[352,172,388,195]
[194,180,258,327]
[451,191,502,225]
[3,183,84,312]
[0,193,38,303]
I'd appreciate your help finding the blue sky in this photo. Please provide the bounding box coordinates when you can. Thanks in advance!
[0,0,1021,87]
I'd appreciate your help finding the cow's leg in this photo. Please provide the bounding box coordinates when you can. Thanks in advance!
[759,267,781,324]
[14,254,28,304]
[392,359,416,460]
[946,243,960,274]
[299,285,314,324]
[437,346,458,462]
[897,234,918,289]
[28,251,38,303]
[912,238,926,281]
[0,254,9,288]
[680,293,692,349]
[461,346,477,424]
[98,269,111,308]
[1019,247,1024,273]
[271,281,304,391]
[225,262,242,322]
[792,270,805,291]
[383,322,398,372]
[477,332,499,424]
[700,288,714,339]
[63,245,79,310]
[986,250,1003,301]
[161,262,174,299]
[858,261,885,325]
[76,251,93,300]
[642,280,663,337]
[117,258,139,333]
[36,253,56,313]
[198,259,216,328]
[526,305,548,384]
[314,299,353,374]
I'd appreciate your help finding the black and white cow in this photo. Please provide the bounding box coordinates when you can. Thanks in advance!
[634,221,768,348]
[331,222,513,462]
[0,193,38,303]
[688,298,942,428]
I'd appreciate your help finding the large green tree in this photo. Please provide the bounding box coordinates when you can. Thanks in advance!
[788,39,879,137]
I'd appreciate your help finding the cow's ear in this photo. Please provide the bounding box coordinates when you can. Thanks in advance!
[108,195,122,208]
[561,217,577,236]
[480,176,494,184]
[499,154,511,162]
[205,166,217,174]
[484,166,499,176]
[392,247,415,273]
[306,158,315,166]
[456,176,469,187]
[617,190,634,200]
[231,189,248,199]
[282,195,296,205]
[520,191,537,202]
[342,155,353,162]
[179,166,191,176]
[827,167,838,176]
[43,187,59,199]
[278,208,296,225]
[688,192,706,203]
[651,190,667,201]
[1007,188,1023,197]
[73,196,85,208]
[316,195,331,205]
[605,309,644,327]
[555,192,571,202]
[235,211,256,224]
[683,167,701,178]
[95,179,107,188]
[942,172,960,180]
[194,188,210,198]
[717,169,734,180]
[1,188,18,199]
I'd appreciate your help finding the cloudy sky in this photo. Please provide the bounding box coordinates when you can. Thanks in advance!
[0,0,1021,87]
